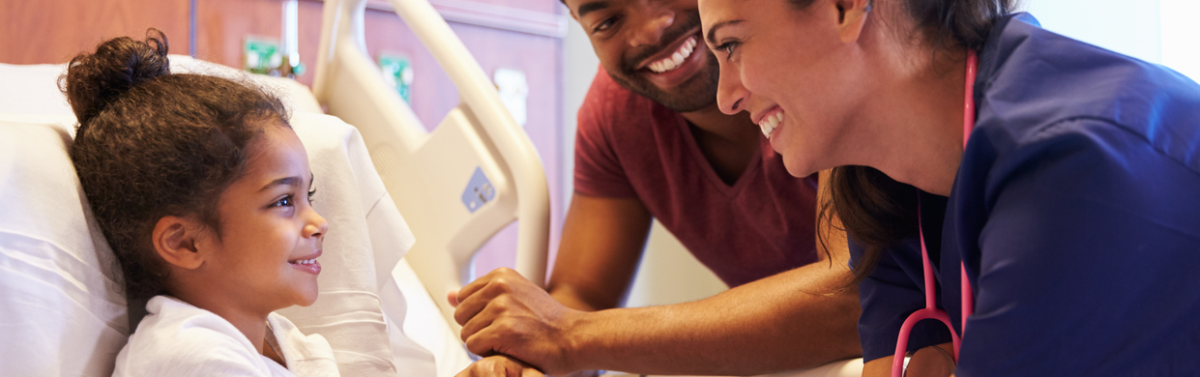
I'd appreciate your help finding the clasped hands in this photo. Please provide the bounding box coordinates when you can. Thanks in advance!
[448,268,588,377]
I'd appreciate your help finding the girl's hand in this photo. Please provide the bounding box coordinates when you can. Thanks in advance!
[457,355,545,377]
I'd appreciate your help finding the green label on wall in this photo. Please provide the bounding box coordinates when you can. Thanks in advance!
[244,37,281,74]
[379,54,414,104]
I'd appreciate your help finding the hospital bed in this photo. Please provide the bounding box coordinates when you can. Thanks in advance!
[0,0,860,375]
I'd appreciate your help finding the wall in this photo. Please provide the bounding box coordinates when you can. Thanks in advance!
[1159,0,1200,81]
[1021,0,1162,64]
[0,0,191,64]
[556,12,597,270]
[1019,0,1199,83]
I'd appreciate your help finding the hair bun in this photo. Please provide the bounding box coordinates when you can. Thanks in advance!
[63,29,171,126]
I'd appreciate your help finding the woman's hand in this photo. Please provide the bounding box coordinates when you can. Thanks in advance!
[861,342,955,377]
[904,343,956,377]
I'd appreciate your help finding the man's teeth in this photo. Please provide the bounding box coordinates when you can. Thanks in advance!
[290,259,317,265]
[648,37,697,73]
[758,112,784,138]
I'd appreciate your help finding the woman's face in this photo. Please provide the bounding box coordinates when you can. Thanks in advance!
[198,123,327,312]
[699,0,872,177]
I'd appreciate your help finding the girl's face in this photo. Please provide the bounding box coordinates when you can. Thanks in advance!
[699,0,873,177]
[198,123,327,313]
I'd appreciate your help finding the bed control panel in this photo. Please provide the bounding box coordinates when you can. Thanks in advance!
[461,167,496,213]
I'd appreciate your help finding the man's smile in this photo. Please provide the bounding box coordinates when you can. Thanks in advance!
[636,30,708,90]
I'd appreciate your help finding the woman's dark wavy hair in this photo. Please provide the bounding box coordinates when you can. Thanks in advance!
[787,0,1016,284]
[62,29,289,302]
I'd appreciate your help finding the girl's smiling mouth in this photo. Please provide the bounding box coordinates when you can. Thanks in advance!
[288,250,322,275]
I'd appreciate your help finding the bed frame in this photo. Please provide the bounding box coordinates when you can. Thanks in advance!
[311,0,550,334]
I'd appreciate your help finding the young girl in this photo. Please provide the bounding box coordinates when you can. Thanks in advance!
[65,30,339,377]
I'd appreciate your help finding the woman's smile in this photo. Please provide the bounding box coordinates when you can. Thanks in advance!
[754,106,785,139]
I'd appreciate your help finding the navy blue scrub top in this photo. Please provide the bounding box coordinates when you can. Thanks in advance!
[849,13,1200,375]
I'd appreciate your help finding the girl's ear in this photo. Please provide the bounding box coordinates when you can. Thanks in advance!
[152,216,206,270]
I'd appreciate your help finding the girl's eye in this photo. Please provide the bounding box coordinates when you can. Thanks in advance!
[307,189,317,204]
[717,41,740,60]
[271,195,295,208]
[593,16,619,33]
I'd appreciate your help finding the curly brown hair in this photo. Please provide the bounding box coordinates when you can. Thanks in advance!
[62,29,290,302]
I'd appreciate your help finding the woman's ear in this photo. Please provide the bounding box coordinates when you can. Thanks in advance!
[152,216,206,270]
[834,0,871,43]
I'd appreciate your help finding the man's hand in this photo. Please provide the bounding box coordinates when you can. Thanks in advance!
[456,355,545,377]
[450,268,585,375]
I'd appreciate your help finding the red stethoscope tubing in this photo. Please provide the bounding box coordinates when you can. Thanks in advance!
[890,50,978,377]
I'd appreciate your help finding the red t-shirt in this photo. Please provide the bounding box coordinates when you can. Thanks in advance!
[573,68,819,287]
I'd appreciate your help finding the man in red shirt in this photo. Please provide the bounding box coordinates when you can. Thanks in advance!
[451,0,862,375]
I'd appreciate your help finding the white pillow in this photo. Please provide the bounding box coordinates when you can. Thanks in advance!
[0,62,74,115]
[0,55,322,119]
[0,119,128,376]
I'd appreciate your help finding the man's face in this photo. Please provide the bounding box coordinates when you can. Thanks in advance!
[568,0,720,112]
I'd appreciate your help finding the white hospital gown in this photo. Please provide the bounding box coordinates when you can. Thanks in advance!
[112,296,340,377]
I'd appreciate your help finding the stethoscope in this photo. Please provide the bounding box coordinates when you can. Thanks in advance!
[890,49,979,377]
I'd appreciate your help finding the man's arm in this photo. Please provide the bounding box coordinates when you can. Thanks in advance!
[452,172,862,376]
[546,193,653,312]
[454,247,861,376]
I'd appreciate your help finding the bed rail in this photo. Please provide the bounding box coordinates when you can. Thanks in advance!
[311,0,550,334]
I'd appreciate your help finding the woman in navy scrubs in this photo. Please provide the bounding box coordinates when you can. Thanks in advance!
[698,0,1200,375]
